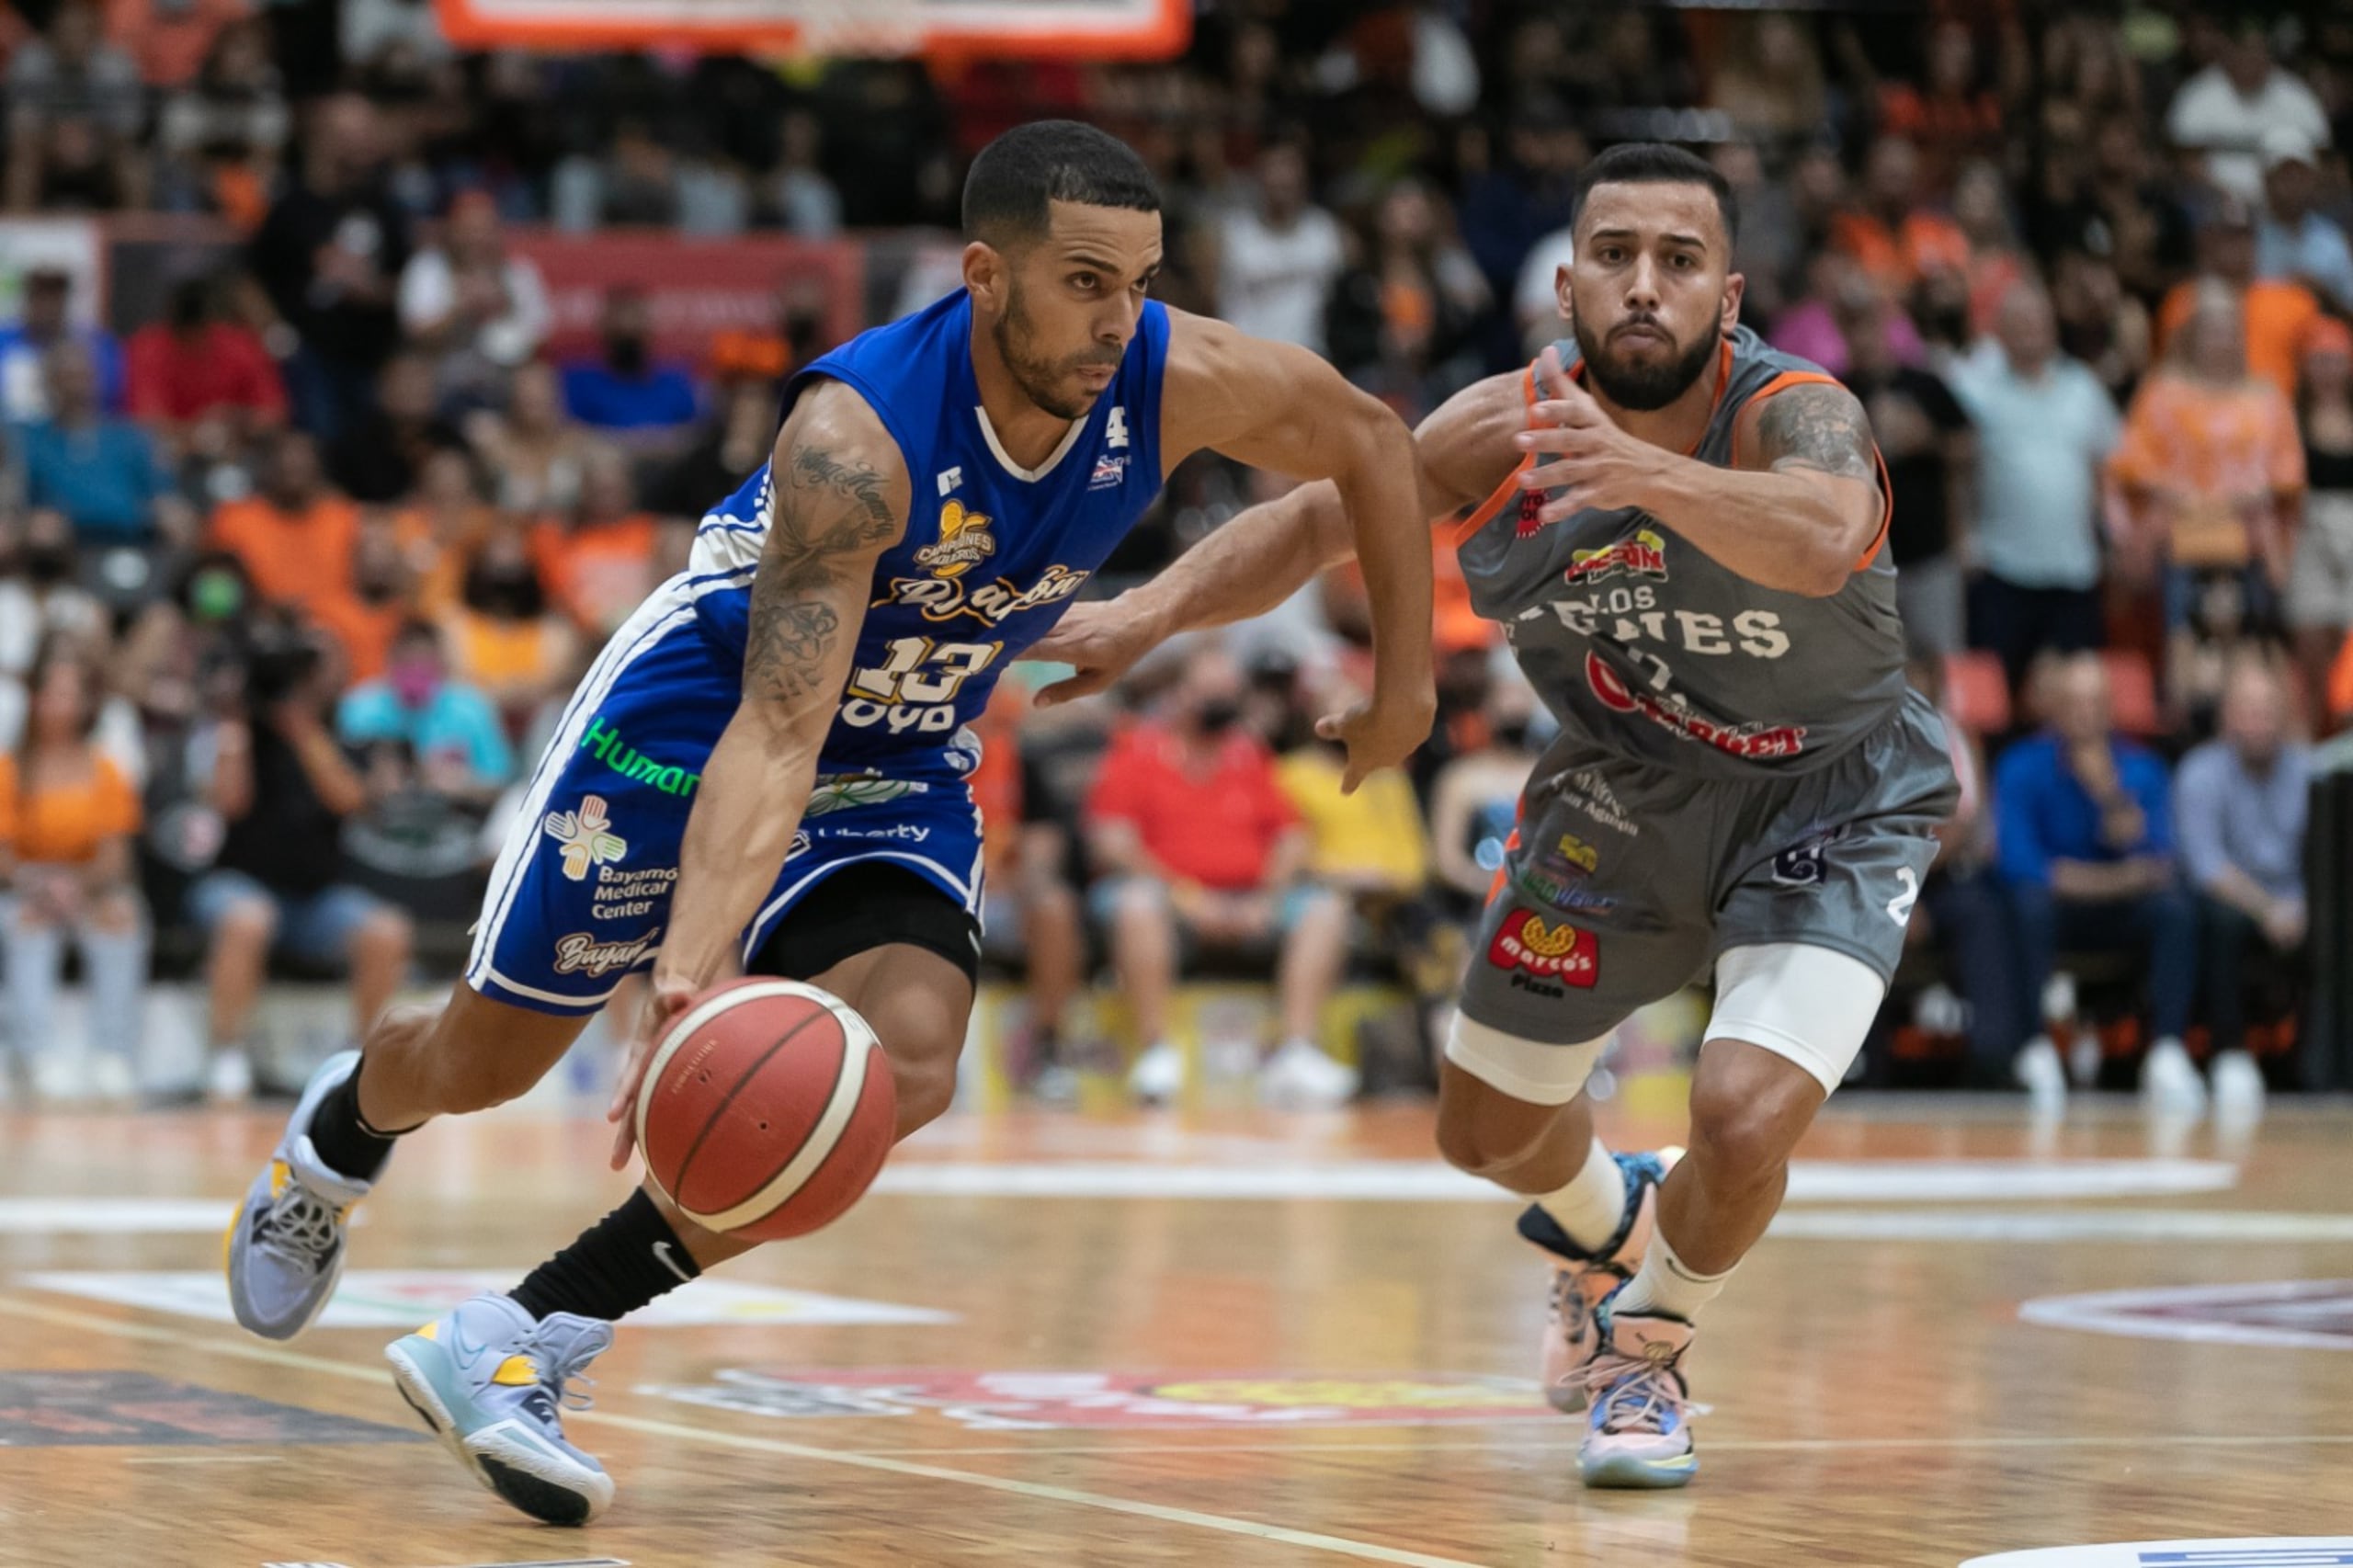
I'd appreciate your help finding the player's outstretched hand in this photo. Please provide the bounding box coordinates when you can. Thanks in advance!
[1027,597,1161,708]
[606,969,701,1172]
[1516,344,1670,524]
[1314,689,1436,794]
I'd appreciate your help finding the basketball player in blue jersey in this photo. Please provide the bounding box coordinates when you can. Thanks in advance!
[221,120,1436,1524]
[1035,143,1957,1490]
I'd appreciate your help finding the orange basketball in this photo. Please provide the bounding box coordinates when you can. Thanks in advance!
[635,979,896,1242]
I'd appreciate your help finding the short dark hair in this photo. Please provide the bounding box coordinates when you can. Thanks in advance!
[1574,142,1739,245]
[961,119,1161,246]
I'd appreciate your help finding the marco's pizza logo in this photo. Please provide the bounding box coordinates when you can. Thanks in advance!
[915,501,996,579]
[1487,910,1598,986]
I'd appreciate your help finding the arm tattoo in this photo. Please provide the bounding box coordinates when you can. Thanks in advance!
[743,442,903,706]
[1753,383,1878,484]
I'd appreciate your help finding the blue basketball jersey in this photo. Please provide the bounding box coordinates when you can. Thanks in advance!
[685,289,1171,781]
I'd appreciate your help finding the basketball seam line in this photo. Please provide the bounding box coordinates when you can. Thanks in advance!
[667,1008,835,1208]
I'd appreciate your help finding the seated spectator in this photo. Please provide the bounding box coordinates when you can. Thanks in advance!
[153,17,288,225]
[3,2,147,215]
[444,517,577,728]
[1876,20,2002,188]
[651,379,788,520]
[764,108,843,238]
[1,633,147,1101]
[531,447,660,637]
[311,515,415,684]
[2165,23,2330,204]
[1769,253,1925,381]
[0,511,111,699]
[398,189,551,403]
[205,428,361,615]
[125,273,288,447]
[0,267,124,422]
[2174,656,2304,1115]
[1995,652,2204,1111]
[247,94,411,444]
[1903,657,2033,1098]
[1084,650,1354,1108]
[2255,129,2353,316]
[2050,248,2153,406]
[2157,200,2321,403]
[2298,323,2353,719]
[2108,285,2304,631]
[326,352,463,504]
[1427,681,1539,911]
[1949,283,2122,689]
[465,360,606,514]
[560,286,699,441]
[1324,177,1490,416]
[1829,137,1970,300]
[1215,140,1347,358]
[188,615,412,1102]
[1842,294,1974,655]
[335,618,514,805]
[969,683,1087,1096]
[392,446,495,616]
[14,344,184,546]
[1949,161,2028,342]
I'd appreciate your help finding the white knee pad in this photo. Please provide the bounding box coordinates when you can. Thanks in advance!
[1444,1014,1611,1106]
[1704,943,1887,1095]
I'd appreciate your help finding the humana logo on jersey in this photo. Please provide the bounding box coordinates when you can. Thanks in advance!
[878,564,1091,627]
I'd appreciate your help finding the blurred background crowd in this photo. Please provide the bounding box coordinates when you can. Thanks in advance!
[2,0,2350,1109]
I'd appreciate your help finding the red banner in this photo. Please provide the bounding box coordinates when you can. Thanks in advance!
[506,230,866,371]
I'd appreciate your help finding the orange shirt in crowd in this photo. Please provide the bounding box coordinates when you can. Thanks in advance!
[1829,209,1972,292]
[969,684,1030,880]
[2155,279,2323,403]
[206,494,361,613]
[446,609,569,699]
[310,594,405,684]
[531,516,658,635]
[1085,722,1300,892]
[2108,371,2306,567]
[0,752,142,866]
[392,504,494,617]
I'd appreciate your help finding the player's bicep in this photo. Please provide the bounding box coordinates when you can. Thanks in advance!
[741,392,910,738]
[1166,314,1397,482]
[1743,381,1889,552]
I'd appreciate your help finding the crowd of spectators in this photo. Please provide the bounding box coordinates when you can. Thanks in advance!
[1,0,2351,1108]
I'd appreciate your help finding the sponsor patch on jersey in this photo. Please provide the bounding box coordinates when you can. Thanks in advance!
[1516,864,1619,916]
[914,501,996,579]
[551,930,657,977]
[1486,909,1598,986]
[1585,652,1809,761]
[1554,833,1600,872]
[1089,454,1128,490]
[805,776,931,816]
[542,795,627,881]
[1562,527,1668,585]
[1770,826,1848,887]
[875,565,1092,627]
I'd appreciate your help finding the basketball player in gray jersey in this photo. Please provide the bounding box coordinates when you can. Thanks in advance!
[1034,143,1958,1489]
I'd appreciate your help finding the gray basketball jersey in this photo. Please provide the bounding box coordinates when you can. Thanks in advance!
[1456,325,1906,779]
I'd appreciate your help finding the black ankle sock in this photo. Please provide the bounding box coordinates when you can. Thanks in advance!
[509,1189,702,1324]
[307,1069,406,1183]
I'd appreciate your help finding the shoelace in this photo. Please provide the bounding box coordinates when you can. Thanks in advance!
[526,1322,614,1415]
[257,1186,344,1263]
[1576,1343,1691,1436]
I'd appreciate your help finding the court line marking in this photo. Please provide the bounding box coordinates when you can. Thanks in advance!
[125,1453,283,1464]
[834,1433,2353,1458]
[0,1294,1482,1568]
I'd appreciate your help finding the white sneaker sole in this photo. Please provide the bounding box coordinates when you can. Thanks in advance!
[385,1340,615,1525]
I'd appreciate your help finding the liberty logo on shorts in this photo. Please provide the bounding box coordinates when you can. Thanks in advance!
[543,795,627,881]
[1487,910,1598,988]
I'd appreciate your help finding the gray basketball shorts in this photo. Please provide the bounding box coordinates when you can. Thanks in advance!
[1458,694,1960,1050]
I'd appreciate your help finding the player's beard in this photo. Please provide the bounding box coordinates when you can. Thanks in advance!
[1572,312,1721,413]
[993,279,1111,422]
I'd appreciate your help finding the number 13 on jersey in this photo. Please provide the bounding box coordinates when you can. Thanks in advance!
[843,637,1002,733]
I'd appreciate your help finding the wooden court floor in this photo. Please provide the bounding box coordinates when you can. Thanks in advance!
[2,1093,2350,1567]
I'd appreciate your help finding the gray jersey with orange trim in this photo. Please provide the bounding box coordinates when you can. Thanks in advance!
[1456,325,1908,781]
